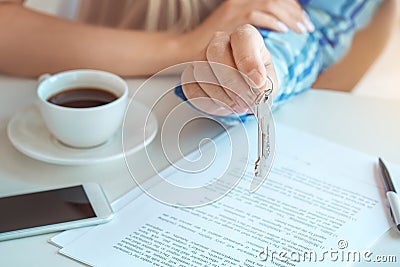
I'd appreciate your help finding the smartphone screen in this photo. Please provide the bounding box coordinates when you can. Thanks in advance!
[0,185,96,233]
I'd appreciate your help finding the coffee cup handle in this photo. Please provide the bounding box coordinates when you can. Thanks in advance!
[38,73,51,84]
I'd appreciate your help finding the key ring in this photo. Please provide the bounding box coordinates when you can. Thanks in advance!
[250,75,274,106]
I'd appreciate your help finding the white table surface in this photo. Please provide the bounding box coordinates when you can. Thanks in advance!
[0,74,399,266]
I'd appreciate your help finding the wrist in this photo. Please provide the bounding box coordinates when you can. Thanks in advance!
[177,28,211,61]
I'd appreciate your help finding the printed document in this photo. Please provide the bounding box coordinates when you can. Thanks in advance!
[55,122,391,266]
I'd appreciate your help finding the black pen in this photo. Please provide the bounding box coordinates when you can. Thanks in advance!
[378,158,400,232]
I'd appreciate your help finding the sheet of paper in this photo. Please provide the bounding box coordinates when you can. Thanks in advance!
[58,122,391,267]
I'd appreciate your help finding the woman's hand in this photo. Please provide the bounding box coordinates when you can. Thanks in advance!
[181,24,278,116]
[180,0,315,76]
[198,0,314,35]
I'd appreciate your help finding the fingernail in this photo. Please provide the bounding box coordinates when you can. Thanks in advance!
[296,21,307,34]
[302,11,315,32]
[247,69,265,88]
[276,21,289,33]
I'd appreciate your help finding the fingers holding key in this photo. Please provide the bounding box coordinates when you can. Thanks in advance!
[192,62,239,114]
[205,31,253,113]
[182,64,237,116]
[230,24,278,100]
[181,24,278,116]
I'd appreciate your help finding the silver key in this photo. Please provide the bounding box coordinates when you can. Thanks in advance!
[251,87,273,192]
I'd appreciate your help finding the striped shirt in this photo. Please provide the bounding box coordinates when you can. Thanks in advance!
[175,0,383,124]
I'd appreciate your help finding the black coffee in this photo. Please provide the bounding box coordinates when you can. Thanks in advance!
[47,87,118,108]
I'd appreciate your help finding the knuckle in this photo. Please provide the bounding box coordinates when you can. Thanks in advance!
[246,10,257,21]
[268,16,278,24]
[236,23,255,33]
[237,54,257,69]
[220,76,237,89]
[233,24,257,40]
[212,31,225,39]
[265,0,280,12]
[223,78,245,95]
[206,40,228,60]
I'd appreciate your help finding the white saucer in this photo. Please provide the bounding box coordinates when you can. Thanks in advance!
[7,103,158,165]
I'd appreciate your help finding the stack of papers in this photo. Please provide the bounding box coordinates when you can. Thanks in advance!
[50,121,392,267]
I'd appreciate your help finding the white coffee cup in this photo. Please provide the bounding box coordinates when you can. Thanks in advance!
[37,69,128,148]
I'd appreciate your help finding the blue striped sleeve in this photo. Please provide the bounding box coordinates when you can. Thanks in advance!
[175,0,382,124]
[262,0,383,108]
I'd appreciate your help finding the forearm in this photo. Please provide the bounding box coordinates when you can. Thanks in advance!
[0,4,195,77]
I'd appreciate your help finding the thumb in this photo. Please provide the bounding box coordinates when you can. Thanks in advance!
[230,24,267,88]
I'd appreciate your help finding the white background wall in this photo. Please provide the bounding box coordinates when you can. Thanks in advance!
[353,3,400,100]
